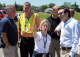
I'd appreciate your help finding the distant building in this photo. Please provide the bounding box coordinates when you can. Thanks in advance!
[44,8,52,14]
[32,8,40,13]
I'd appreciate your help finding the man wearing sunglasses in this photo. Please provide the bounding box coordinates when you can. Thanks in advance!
[54,9,75,36]
[47,6,61,57]
[58,8,79,57]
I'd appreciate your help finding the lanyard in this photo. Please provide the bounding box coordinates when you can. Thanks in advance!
[43,37,47,49]
[42,33,47,49]
[25,15,32,27]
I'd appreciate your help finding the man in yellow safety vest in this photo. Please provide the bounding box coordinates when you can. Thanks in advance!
[18,2,41,57]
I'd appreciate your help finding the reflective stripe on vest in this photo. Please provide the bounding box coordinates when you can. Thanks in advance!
[20,13,38,33]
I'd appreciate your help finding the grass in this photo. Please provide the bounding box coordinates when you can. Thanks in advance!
[39,13,50,20]
[16,12,80,21]
[39,13,80,21]
[74,13,80,21]
[15,13,80,29]
[16,11,23,13]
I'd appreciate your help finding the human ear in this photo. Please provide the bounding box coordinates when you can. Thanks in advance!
[66,12,68,16]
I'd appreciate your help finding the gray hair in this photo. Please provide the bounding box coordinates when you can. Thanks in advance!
[6,5,15,13]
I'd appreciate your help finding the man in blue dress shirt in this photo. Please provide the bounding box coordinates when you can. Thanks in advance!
[58,8,79,57]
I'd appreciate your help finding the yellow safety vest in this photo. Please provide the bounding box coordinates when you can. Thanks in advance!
[20,13,38,33]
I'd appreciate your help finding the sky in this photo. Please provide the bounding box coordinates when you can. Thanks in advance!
[0,0,80,6]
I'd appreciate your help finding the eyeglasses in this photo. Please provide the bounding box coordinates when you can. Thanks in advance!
[58,12,64,15]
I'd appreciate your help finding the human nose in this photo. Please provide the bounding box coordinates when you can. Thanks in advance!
[45,26,48,28]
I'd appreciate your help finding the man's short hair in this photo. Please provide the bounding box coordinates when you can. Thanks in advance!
[24,2,31,7]
[6,5,15,13]
[59,7,71,18]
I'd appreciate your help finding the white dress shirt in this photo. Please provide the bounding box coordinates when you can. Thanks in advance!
[34,31,51,54]
[60,18,79,57]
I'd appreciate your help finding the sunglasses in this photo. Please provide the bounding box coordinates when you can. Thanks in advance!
[58,12,64,15]
[52,8,55,10]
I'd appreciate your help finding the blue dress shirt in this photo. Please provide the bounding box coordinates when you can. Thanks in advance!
[78,21,80,43]
[60,18,79,57]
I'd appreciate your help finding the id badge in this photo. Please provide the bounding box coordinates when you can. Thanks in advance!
[26,24,30,31]
[26,27,30,31]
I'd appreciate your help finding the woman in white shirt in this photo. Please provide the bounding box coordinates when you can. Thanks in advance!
[32,19,51,57]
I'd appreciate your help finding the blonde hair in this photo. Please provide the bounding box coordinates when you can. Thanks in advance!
[40,19,50,31]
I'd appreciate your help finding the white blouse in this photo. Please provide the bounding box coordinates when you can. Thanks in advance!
[34,31,51,54]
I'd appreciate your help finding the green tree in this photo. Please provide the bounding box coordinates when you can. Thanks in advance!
[3,3,6,9]
[40,5,48,12]
[18,4,23,11]
[32,5,40,13]
[48,3,55,8]
[71,2,80,12]
[0,3,3,9]
[60,2,72,8]
[14,1,18,11]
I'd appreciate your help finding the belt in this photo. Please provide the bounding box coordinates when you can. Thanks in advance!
[21,35,33,39]
[61,47,72,50]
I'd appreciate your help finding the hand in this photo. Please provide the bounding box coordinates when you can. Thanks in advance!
[18,35,21,48]
[57,30,61,36]
[33,25,38,38]
[34,25,38,32]
[7,44,11,48]
[54,30,57,33]
[18,39,21,48]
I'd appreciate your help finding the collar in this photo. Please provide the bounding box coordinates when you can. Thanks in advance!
[64,17,73,24]
[24,13,33,18]
[51,15,59,20]
[70,17,74,19]
[6,15,14,21]
[40,31,48,38]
